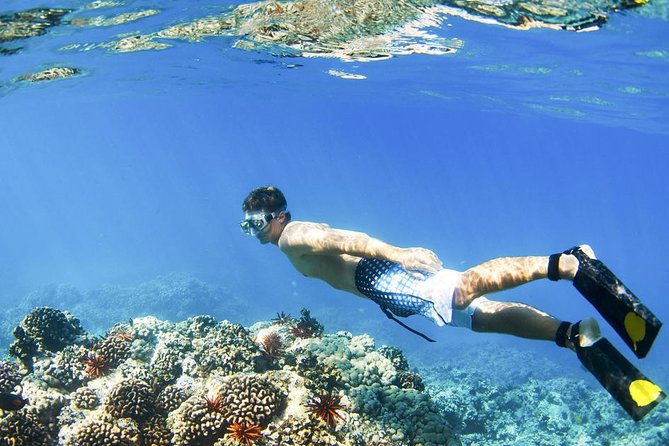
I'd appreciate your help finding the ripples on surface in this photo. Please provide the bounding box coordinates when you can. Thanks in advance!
[1,0,667,133]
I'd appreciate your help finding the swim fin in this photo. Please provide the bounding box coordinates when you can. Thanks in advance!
[563,246,662,359]
[571,321,665,421]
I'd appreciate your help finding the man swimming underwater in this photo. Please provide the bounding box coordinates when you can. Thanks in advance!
[241,185,664,421]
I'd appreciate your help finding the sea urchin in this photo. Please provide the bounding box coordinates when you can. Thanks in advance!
[306,393,346,428]
[204,392,225,413]
[83,352,110,378]
[259,331,283,360]
[226,422,262,445]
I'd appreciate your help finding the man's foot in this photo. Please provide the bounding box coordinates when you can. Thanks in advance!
[551,244,596,281]
[556,317,601,351]
[573,317,601,347]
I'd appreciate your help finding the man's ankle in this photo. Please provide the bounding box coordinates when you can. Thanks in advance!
[559,254,579,280]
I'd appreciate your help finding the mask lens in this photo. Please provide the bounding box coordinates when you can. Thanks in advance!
[249,217,267,231]
[240,214,272,236]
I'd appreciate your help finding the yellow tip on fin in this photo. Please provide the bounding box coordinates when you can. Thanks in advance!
[629,380,662,407]
[624,312,646,350]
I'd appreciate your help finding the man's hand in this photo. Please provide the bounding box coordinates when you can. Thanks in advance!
[396,247,443,278]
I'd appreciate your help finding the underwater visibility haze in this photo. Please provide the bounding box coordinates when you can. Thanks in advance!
[1,0,669,444]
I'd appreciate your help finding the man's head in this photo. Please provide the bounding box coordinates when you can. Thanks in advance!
[241,186,291,244]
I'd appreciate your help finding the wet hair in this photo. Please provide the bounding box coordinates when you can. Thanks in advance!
[242,186,291,220]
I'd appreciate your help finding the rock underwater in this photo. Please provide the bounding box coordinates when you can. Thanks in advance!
[0,306,458,446]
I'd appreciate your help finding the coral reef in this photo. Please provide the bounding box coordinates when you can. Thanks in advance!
[105,378,156,421]
[0,410,51,446]
[422,343,669,445]
[155,384,188,415]
[0,308,457,446]
[4,301,666,446]
[217,374,286,426]
[0,360,22,392]
[9,307,85,372]
[36,345,89,391]
[95,330,133,367]
[71,387,99,410]
[13,307,84,353]
[187,320,263,377]
[70,417,141,446]
[8,275,249,343]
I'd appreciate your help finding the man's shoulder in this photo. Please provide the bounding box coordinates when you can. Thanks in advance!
[284,221,330,232]
[278,221,330,251]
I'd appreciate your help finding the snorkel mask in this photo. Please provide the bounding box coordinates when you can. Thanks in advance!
[240,207,286,237]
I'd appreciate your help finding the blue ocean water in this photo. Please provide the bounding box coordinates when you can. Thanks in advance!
[1,0,668,441]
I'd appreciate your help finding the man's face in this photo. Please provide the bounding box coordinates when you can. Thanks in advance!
[240,209,283,244]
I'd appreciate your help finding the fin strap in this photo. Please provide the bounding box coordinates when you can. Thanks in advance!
[379,306,436,343]
[569,321,581,346]
[547,253,562,281]
[555,321,572,348]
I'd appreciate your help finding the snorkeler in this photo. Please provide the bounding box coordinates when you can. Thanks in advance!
[240,185,664,421]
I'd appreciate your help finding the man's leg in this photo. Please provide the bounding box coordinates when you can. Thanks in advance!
[454,245,661,359]
[468,299,665,420]
[469,298,565,342]
[453,251,582,309]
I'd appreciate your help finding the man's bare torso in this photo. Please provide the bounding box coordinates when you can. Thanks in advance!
[277,221,365,297]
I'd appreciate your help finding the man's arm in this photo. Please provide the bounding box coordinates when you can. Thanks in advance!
[279,222,442,273]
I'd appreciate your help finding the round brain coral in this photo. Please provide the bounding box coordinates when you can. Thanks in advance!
[141,414,172,445]
[395,370,425,391]
[18,307,85,352]
[71,387,100,410]
[218,374,286,426]
[72,418,140,446]
[190,321,263,377]
[0,411,51,446]
[0,360,22,392]
[95,335,131,367]
[377,346,410,372]
[170,393,228,446]
[155,384,188,414]
[105,378,156,421]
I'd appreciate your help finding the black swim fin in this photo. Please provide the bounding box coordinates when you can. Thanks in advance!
[572,325,665,421]
[566,246,662,359]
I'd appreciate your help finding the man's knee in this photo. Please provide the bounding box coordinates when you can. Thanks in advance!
[452,287,478,310]
[453,269,484,310]
[453,271,482,310]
